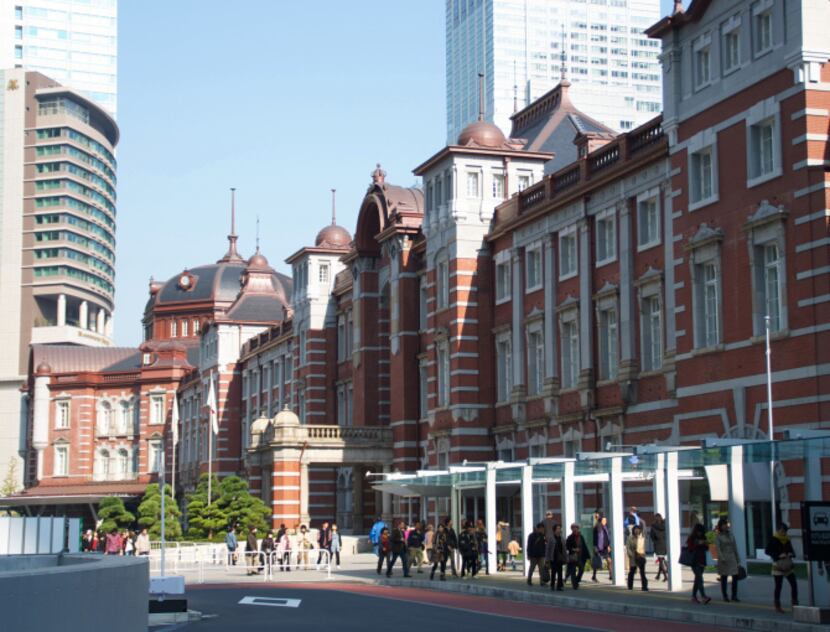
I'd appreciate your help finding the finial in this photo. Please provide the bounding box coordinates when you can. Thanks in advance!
[371,163,386,185]
[477,72,485,121]
[673,0,684,15]
[255,214,260,252]
[560,26,568,82]
[331,188,336,225]
[218,186,244,263]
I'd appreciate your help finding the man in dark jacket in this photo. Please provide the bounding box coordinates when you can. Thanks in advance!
[565,523,590,589]
[407,521,425,573]
[526,522,547,585]
[458,522,479,578]
[444,518,459,577]
[316,521,331,568]
[545,523,566,591]
[387,520,411,577]
[246,527,260,575]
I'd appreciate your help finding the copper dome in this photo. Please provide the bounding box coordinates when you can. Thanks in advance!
[247,251,270,270]
[315,224,352,249]
[457,120,507,148]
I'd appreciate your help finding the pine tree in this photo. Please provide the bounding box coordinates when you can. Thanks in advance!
[98,496,135,533]
[137,483,182,539]
[185,474,227,539]
[215,475,270,533]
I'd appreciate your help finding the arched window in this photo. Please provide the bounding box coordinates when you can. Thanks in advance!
[119,402,130,434]
[97,449,111,480]
[98,401,112,435]
[118,449,130,479]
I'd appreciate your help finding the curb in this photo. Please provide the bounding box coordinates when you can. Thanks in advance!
[375,577,826,632]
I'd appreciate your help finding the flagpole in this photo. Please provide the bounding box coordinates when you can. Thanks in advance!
[160,439,166,579]
[765,315,776,531]
[171,395,179,505]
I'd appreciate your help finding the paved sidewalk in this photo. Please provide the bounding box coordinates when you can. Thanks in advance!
[167,553,827,632]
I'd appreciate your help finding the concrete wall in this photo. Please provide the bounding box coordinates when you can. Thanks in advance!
[0,554,148,632]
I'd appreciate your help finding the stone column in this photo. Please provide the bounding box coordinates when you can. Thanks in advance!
[578,218,593,396]
[543,238,557,382]
[618,201,634,366]
[381,464,392,524]
[510,248,525,392]
[352,465,364,533]
[57,294,66,327]
[79,301,88,330]
[32,370,50,482]
[96,308,105,334]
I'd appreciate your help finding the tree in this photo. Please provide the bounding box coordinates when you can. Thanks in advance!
[98,496,134,533]
[1,459,19,497]
[185,474,227,539]
[137,483,182,539]
[185,474,270,540]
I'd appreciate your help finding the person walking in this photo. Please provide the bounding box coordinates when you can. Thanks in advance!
[626,524,648,591]
[81,529,95,553]
[369,515,386,557]
[650,514,668,582]
[715,518,741,602]
[546,523,566,591]
[298,525,312,569]
[766,522,798,613]
[444,518,459,577]
[387,520,411,577]
[245,527,260,575]
[316,521,332,569]
[277,528,292,571]
[497,520,510,571]
[406,521,424,574]
[224,526,238,566]
[430,523,449,581]
[424,523,435,565]
[475,519,490,575]
[459,521,479,578]
[260,531,275,574]
[104,528,122,556]
[377,527,391,575]
[565,523,590,589]
[135,527,151,557]
[526,522,547,586]
[592,514,612,582]
[687,523,711,604]
[507,537,521,571]
[329,523,342,569]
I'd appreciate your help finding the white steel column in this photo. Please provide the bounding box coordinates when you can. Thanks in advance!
[521,464,533,575]
[79,301,88,330]
[664,450,683,592]
[381,464,392,523]
[609,456,625,586]
[96,308,105,333]
[485,465,497,573]
[56,294,66,327]
[653,452,666,518]
[561,461,576,529]
[727,445,748,563]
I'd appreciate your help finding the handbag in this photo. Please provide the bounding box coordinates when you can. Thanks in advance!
[736,565,747,580]
[773,557,794,574]
[591,552,603,570]
[679,547,695,567]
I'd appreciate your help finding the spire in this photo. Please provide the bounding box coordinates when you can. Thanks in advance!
[673,0,685,15]
[218,187,244,263]
[560,25,568,83]
[513,60,518,113]
[371,163,386,186]
[331,188,336,225]
[477,72,485,121]
[255,214,260,253]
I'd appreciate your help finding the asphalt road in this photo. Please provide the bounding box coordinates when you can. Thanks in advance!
[151,583,724,632]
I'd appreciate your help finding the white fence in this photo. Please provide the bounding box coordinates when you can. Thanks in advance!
[0,517,81,555]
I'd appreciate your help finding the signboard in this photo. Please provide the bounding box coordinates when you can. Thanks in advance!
[801,501,830,562]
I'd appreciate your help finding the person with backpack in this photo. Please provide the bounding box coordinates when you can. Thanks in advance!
[526,522,547,586]
[429,523,449,581]
[496,520,510,571]
[686,523,711,604]
[386,520,411,577]
[458,521,479,578]
[368,515,386,557]
[376,527,391,575]
[592,514,612,583]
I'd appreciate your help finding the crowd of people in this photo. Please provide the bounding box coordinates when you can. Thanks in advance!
[81,527,151,556]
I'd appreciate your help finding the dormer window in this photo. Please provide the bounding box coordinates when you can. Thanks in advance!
[517,173,531,192]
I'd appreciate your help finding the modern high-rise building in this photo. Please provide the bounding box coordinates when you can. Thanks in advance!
[0,0,117,116]
[445,0,662,142]
[0,68,119,490]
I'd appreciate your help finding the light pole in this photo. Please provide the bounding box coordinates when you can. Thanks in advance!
[765,315,776,532]
[160,439,166,579]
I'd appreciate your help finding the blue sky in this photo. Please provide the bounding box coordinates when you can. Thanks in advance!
[113,1,676,346]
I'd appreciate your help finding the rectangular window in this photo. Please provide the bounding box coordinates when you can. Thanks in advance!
[346,383,353,426]
[492,173,505,199]
[193,318,200,334]
[496,336,512,402]
[559,229,577,279]
[637,196,660,249]
[595,209,616,264]
[560,318,579,389]
[695,262,721,347]
[748,118,777,181]
[754,10,772,54]
[181,319,188,337]
[466,171,480,197]
[517,174,531,192]
[436,343,450,407]
[54,445,68,476]
[56,401,70,429]
[526,246,542,291]
[419,276,428,330]
[150,395,164,425]
[695,45,710,88]
[690,148,715,205]
[337,385,345,426]
[641,295,663,372]
[319,263,330,285]
[763,243,782,332]
[337,314,346,361]
[298,389,305,422]
[495,260,511,303]
[723,30,740,72]
[170,320,177,338]
[436,260,449,310]
[15,6,23,20]
[149,441,161,473]
[527,330,544,396]
[14,45,22,59]
[299,331,307,366]
[419,363,428,419]
[598,307,619,380]
[15,25,22,40]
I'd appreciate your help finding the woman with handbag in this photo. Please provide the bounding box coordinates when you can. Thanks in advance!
[686,523,711,604]
[592,514,612,583]
[650,514,668,581]
[715,518,741,602]
[765,523,798,613]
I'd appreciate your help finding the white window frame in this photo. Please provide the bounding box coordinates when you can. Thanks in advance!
[595,208,617,266]
[636,190,661,251]
[98,400,112,435]
[170,320,177,338]
[721,15,741,75]
[525,243,543,293]
[690,234,724,350]
[494,250,512,304]
[559,309,580,389]
[693,34,712,90]
[746,100,781,187]
[746,205,788,336]
[150,395,165,425]
[597,301,619,382]
[54,444,68,476]
[55,399,70,429]
[495,332,512,403]
[436,341,450,408]
[526,323,545,397]
[436,257,450,310]
[688,130,719,211]
[559,226,578,280]
[181,319,188,337]
[148,440,162,474]
[752,1,773,57]
[492,171,505,199]
[639,288,663,373]
[517,172,531,192]
[118,401,131,434]
[466,170,480,198]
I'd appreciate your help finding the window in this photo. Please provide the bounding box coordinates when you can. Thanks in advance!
[496,444,514,463]
[15,45,22,59]
[690,147,716,206]
[641,295,663,372]
[56,401,70,429]
[466,171,480,197]
[560,318,579,389]
[762,243,782,331]
[319,263,330,285]
[595,209,616,265]
[694,42,711,88]
[692,255,722,348]
[527,329,544,396]
[193,318,200,334]
[170,320,177,337]
[754,8,772,55]
[299,331,307,365]
[495,334,512,402]
[637,195,660,249]
[346,383,353,426]
[15,25,22,39]
[723,28,740,73]
[119,402,131,434]
[54,445,68,476]
[118,449,131,478]
[181,319,188,337]
[419,276,428,330]
[598,307,619,380]
[436,259,449,310]
[495,257,511,303]
[746,203,788,336]
[150,395,164,425]
[337,384,346,426]
[15,6,22,20]
[148,441,161,473]
[492,173,505,199]
[436,342,450,407]
[526,245,542,291]
[298,388,306,422]
[517,174,531,192]
[419,362,428,419]
[748,117,778,183]
[559,228,577,279]
[98,401,112,435]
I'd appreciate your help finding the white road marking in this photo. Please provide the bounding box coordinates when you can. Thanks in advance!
[238,596,302,608]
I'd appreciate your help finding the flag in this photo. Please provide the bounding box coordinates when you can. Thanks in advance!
[207,377,219,435]
[171,395,180,445]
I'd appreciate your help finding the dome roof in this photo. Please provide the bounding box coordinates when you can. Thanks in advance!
[250,417,271,435]
[315,224,352,249]
[274,405,300,426]
[35,362,51,375]
[247,251,270,270]
[457,120,507,148]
